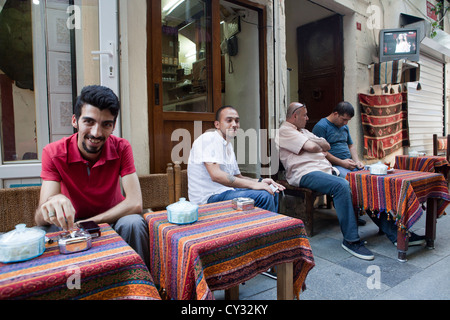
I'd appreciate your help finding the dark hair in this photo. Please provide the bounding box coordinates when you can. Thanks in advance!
[215,105,237,121]
[74,85,120,121]
[333,101,354,118]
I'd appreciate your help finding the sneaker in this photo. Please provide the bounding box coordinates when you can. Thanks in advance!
[394,232,426,247]
[342,240,375,260]
[357,218,366,226]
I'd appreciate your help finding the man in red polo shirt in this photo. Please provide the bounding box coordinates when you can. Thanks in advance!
[35,85,149,267]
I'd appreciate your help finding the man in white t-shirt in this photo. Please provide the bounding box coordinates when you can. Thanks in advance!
[187,105,284,212]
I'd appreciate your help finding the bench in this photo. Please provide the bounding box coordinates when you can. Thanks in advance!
[0,186,41,233]
[139,163,175,212]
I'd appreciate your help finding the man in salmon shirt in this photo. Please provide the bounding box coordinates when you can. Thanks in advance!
[35,85,149,267]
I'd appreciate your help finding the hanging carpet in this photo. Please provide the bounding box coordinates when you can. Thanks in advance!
[359,92,410,159]
[369,60,420,86]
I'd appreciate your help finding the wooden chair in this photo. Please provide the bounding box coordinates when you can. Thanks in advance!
[433,134,450,160]
[273,162,327,236]
[0,186,41,233]
[139,163,175,212]
[432,134,450,181]
[173,162,188,201]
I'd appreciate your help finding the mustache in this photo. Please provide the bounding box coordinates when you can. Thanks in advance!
[85,134,105,141]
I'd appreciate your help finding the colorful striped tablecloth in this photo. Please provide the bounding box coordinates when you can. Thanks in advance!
[394,155,449,173]
[144,200,315,300]
[346,170,450,231]
[0,224,161,300]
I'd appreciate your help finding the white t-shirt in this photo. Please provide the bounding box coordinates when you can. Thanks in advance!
[188,130,240,205]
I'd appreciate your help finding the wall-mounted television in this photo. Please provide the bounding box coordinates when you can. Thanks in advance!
[379,28,420,62]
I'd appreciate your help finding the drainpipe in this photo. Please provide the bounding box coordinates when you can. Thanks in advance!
[273,0,277,131]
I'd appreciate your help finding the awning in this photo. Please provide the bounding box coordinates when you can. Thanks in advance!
[421,29,450,61]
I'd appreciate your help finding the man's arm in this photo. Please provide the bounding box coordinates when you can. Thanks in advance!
[204,163,284,194]
[348,144,364,168]
[302,137,330,153]
[77,172,143,225]
[35,180,76,230]
[325,152,356,169]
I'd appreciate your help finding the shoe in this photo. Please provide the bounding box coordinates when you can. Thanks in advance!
[357,218,366,226]
[394,232,426,247]
[262,267,277,280]
[342,240,375,260]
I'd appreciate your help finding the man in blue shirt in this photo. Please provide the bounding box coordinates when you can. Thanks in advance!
[312,101,364,177]
[313,101,425,247]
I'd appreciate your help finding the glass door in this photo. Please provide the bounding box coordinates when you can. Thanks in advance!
[149,0,222,173]
[161,0,210,113]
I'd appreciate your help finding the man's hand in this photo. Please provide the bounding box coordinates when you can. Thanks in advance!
[256,178,286,195]
[355,161,365,169]
[341,158,358,170]
[38,194,76,230]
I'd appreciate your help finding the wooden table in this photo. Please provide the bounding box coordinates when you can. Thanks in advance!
[144,200,315,300]
[346,170,450,262]
[0,224,161,300]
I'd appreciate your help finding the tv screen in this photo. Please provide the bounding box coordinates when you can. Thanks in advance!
[379,28,420,62]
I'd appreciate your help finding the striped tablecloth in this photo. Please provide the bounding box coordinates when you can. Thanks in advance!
[0,224,161,300]
[346,170,450,231]
[394,155,449,173]
[144,200,315,300]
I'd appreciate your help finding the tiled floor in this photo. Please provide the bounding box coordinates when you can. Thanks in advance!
[214,206,450,300]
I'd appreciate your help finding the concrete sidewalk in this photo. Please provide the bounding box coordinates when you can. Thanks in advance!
[214,206,450,300]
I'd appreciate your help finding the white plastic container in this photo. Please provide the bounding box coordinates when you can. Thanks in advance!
[166,197,198,225]
[368,162,388,175]
[0,224,46,263]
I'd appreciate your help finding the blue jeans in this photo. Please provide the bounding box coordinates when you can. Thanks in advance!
[300,171,360,242]
[366,211,397,243]
[334,165,365,178]
[207,188,279,213]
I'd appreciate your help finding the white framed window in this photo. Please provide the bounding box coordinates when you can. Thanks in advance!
[0,1,49,187]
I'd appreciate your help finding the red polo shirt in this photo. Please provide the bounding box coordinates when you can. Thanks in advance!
[41,133,136,220]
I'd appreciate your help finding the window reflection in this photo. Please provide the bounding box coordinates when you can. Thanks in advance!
[161,0,209,112]
[0,0,38,162]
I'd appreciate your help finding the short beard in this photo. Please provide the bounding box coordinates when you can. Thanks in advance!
[82,141,104,154]
[82,135,105,154]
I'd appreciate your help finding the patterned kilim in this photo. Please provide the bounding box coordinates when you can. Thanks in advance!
[346,170,450,231]
[394,155,449,173]
[368,60,420,85]
[0,224,161,300]
[144,201,315,300]
[359,93,409,159]
[369,60,403,85]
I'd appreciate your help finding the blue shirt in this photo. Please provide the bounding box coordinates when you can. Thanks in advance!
[312,118,353,160]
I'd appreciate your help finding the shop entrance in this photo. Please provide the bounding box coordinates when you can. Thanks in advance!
[148,0,268,174]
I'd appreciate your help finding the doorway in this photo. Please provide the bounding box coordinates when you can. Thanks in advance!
[148,0,268,174]
[297,14,343,131]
